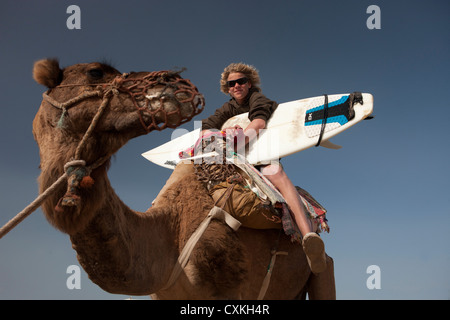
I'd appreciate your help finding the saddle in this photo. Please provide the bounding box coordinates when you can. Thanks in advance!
[182,131,330,242]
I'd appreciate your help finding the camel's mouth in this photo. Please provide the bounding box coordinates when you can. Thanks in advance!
[120,72,205,132]
[141,86,205,131]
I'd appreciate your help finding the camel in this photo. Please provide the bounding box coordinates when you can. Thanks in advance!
[31,58,335,299]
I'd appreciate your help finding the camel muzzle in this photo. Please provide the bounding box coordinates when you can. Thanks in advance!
[118,70,205,132]
[42,69,205,134]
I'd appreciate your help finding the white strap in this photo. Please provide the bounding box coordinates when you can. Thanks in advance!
[162,206,241,290]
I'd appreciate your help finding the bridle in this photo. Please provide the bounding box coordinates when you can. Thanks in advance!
[42,70,205,213]
[43,70,204,134]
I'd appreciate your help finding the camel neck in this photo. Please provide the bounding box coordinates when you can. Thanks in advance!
[70,198,176,295]
[39,158,177,295]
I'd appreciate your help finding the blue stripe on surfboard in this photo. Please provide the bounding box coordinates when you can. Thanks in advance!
[305,115,348,126]
[306,95,348,114]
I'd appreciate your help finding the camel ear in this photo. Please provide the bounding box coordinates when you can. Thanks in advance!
[33,58,63,88]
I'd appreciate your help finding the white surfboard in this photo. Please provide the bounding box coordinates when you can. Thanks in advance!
[142,92,374,169]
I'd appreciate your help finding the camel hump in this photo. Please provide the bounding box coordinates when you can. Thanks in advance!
[33,58,63,88]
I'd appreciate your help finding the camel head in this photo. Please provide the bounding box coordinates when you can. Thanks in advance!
[32,58,204,165]
[31,59,204,234]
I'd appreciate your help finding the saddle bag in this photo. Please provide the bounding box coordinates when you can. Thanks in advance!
[209,180,283,230]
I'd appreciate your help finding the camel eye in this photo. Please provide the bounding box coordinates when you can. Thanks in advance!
[87,68,104,80]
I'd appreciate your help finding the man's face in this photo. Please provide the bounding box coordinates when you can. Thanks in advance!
[228,72,251,104]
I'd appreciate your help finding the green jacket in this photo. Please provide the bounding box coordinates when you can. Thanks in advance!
[201,88,278,130]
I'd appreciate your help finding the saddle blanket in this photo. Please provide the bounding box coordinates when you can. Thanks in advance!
[231,154,330,242]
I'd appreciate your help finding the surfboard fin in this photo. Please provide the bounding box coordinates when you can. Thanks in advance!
[320,140,342,150]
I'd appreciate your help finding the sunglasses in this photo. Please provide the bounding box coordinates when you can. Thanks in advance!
[227,77,249,88]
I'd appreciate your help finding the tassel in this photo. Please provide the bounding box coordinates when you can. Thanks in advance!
[57,108,68,128]
[80,176,94,189]
[319,215,330,233]
[57,165,94,210]
[60,193,81,207]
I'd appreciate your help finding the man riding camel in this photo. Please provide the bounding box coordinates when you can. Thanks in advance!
[201,62,327,274]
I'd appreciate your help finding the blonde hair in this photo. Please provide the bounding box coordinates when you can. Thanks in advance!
[220,62,261,94]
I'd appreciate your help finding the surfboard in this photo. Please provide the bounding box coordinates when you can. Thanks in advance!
[142,92,374,169]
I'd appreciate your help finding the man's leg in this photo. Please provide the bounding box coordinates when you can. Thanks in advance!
[260,163,326,274]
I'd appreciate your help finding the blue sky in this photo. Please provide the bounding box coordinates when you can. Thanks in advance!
[0,0,449,300]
